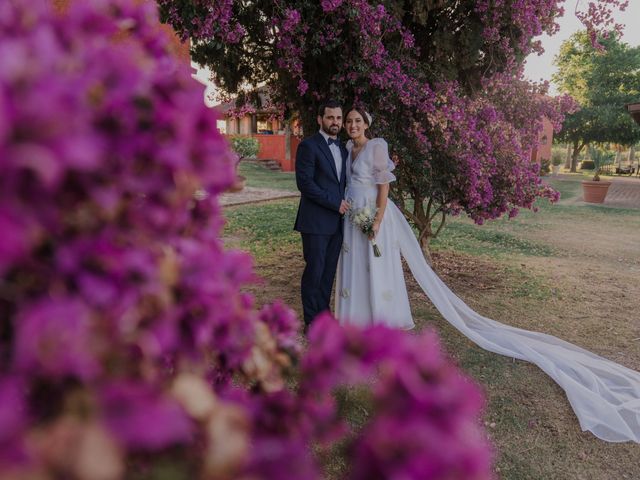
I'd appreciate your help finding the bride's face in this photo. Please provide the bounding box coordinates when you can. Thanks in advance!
[345,110,368,140]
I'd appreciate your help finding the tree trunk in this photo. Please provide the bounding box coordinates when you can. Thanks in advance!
[284,123,292,162]
[406,194,435,266]
[413,195,431,262]
[418,205,447,266]
[615,148,622,168]
[301,114,317,139]
[570,140,581,173]
[398,195,448,267]
[418,226,433,266]
[564,144,572,169]
[628,145,635,163]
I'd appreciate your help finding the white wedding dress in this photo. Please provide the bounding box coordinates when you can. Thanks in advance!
[336,137,640,443]
[336,138,414,330]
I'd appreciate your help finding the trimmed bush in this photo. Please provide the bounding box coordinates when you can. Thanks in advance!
[232,136,260,159]
[580,160,596,170]
[551,152,564,166]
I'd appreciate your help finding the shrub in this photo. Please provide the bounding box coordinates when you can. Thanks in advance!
[539,158,551,175]
[551,152,564,166]
[588,146,615,180]
[232,136,260,159]
[580,160,596,170]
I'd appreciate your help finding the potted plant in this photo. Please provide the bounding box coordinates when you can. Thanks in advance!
[581,146,614,203]
[551,152,563,176]
[227,136,260,192]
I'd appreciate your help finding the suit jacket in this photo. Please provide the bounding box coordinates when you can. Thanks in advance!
[294,132,348,234]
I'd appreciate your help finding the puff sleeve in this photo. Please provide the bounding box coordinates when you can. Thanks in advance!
[371,138,396,184]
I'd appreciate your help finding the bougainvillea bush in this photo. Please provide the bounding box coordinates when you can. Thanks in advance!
[0,1,491,478]
[158,0,624,253]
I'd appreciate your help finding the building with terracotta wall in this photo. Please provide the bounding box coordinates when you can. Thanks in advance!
[214,89,301,172]
[530,117,554,163]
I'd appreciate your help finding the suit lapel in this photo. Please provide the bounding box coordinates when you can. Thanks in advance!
[315,133,339,182]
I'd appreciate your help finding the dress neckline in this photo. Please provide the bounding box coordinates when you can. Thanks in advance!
[350,139,371,169]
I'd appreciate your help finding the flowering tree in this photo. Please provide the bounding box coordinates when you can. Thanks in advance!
[0,1,491,478]
[157,0,622,254]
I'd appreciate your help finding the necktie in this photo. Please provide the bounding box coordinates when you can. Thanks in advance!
[327,137,340,146]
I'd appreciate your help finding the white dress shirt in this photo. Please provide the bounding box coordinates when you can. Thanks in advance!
[319,129,342,180]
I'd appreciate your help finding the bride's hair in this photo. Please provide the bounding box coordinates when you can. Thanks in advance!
[347,106,374,139]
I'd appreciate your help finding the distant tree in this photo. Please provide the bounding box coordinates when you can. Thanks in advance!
[553,31,640,172]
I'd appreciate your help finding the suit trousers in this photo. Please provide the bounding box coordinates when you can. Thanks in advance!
[300,228,343,326]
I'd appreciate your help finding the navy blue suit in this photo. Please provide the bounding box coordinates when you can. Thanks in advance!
[294,132,348,326]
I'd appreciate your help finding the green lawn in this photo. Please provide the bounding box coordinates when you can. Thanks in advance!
[238,160,297,191]
[222,165,640,480]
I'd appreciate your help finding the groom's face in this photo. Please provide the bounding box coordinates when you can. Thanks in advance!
[318,107,342,137]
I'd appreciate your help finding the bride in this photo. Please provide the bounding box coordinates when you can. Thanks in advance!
[335,107,640,444]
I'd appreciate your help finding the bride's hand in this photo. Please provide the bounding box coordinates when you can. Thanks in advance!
[369,220,381,239]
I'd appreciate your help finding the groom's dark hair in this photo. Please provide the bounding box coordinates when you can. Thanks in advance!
[318,99,342,117]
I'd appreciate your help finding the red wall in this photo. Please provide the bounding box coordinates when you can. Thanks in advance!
[256,134,285,165]
[537,117,554,162]
[289,136,300,172]
[228,134,299,172]
[531,117,554,163]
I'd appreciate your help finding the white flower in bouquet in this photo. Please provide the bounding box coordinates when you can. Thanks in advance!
[348,204,382,257]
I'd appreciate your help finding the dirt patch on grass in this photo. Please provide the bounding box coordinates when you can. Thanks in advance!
[515,210,640,369]
[431,250,505,291]
[403,249,640,480]
[240,244,305,316]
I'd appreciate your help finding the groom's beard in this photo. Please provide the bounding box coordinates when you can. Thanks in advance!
[322,124,340,136]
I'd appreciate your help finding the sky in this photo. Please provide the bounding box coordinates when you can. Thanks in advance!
[192,66,217,107]
[523,1,640,93]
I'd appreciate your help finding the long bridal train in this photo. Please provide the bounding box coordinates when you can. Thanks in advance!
[389,202,639,443]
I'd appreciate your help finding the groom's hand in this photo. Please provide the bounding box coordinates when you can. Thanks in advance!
[339,200,350,215]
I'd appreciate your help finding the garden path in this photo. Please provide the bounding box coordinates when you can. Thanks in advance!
[557,174,640,209]
[219,186,299,206]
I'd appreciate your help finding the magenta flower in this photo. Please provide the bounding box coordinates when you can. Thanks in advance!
[14,298,101,381]
[299,315,493,478]
[0,208,34,275]
[100,382,192,450]
[259,301,302,354]
[0,377,26,448]
[1,0,498,477]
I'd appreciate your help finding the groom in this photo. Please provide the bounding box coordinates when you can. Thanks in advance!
[294,99,349,332]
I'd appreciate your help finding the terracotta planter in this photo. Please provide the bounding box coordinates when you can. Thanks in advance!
[581,180,611,204]
[227,174,247,193]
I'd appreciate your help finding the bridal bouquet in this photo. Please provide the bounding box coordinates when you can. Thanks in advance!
[348,205,382,257]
